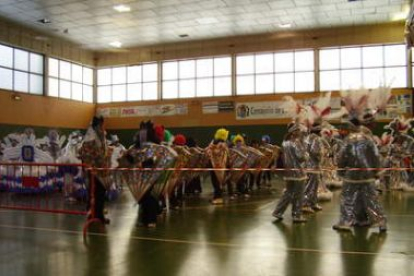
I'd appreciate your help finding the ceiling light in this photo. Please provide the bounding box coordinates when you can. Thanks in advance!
[196,17,219,24]
[113,4,131,13]
[179,34,189,38]
[109,41,122,48]
[38,18,52,24]
[391,5,410,21]
[279,23,292,28]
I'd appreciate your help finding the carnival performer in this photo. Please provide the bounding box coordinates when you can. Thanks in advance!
[321,125,344,189]
[80,115,110,224]
[168,133,190,209]
[272,96,309,222]
[57,131,84,201]
[386,117,414,191]
[374,133,393,191]
[333,87,390,232]
[185,137,203,194]
[118,121,176,227]
[205,128,229,205]
[226,134,249,199]
[272,120,309,223]
[302,92,332,213]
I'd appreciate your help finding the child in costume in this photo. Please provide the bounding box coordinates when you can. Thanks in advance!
[205,128,229,205]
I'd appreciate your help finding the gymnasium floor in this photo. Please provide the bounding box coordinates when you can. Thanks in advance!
[0,180,413,276]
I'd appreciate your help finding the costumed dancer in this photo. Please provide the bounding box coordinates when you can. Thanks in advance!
[386,117,414,191]
[205,128,229,205]
[302,92,332,212]
[168,133,191,209]
[57,131,84,201]
[333,87,390,232]
[185,137,203,194]
[118,121,177,227]
[80,116,111,224]
[226,134,249,199]
[321,125,344,189]
[272,96,309,223]
[374,133,393,191]
[107,135,126,200]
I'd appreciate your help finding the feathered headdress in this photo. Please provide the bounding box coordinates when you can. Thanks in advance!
[333,86,392,127]
[306,92,332,129]
[385,116,412,134]
[281,96,308,133]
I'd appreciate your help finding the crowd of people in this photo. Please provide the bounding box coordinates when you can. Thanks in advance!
[1,86,413,232]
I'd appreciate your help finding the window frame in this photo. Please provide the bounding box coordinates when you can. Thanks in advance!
[235,49,315,95]
[48,57,94,103]
[319,43,408,91]
[161,56,232,99]
[0,43,44,95]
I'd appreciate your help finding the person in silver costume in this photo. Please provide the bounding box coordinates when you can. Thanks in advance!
[386,118,414,191]
[333,91,388,232]
[272,122,309,223]
[302,124,324,213]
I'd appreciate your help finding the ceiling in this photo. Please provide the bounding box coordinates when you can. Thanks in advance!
[0,0,411,50]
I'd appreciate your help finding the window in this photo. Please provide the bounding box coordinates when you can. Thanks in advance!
[97,63,158,103]
[48,58,94,103]
[161,56,231,99]
[236,50,315,95]
[320,44,407,90]
[0,44,44,94]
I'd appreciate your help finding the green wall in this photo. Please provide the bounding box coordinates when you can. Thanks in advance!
[108,122,389,148]
[0,122,389,148]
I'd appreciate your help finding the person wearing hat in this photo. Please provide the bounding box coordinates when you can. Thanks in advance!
[272,121,309,223]
[206,128,229,204]
[332,87,389,232]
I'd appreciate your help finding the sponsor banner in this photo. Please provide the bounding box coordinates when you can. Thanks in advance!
[202,101,235,114]
[236,101,287,120]
[97,104,188,118]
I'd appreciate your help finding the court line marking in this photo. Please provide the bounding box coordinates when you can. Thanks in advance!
[0,223,412,258]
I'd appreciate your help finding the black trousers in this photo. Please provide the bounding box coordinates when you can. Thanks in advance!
[87,175,106,220]
[139,192,159,224]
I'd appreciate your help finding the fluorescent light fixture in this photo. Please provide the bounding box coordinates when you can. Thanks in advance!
[279,23,292,28]
[113,4,131,12]
[391,5,410,21]
[109,41,122,48]
[196,17,219,24]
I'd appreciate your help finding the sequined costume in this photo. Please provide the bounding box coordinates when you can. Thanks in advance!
[272,123,309,222]
[335,130,386,230]
[333,87,390,232]
[303,132,324,211]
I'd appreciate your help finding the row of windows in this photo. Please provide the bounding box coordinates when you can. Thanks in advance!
[97,45,408,102]
[0,42,412,103]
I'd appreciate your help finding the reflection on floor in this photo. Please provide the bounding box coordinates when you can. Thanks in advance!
[0,179,413,276]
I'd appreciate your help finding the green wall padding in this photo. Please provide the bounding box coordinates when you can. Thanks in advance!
[108,122,389,148]
[0,122,389,148]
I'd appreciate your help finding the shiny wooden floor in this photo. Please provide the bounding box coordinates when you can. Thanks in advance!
[0,179,413,276]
